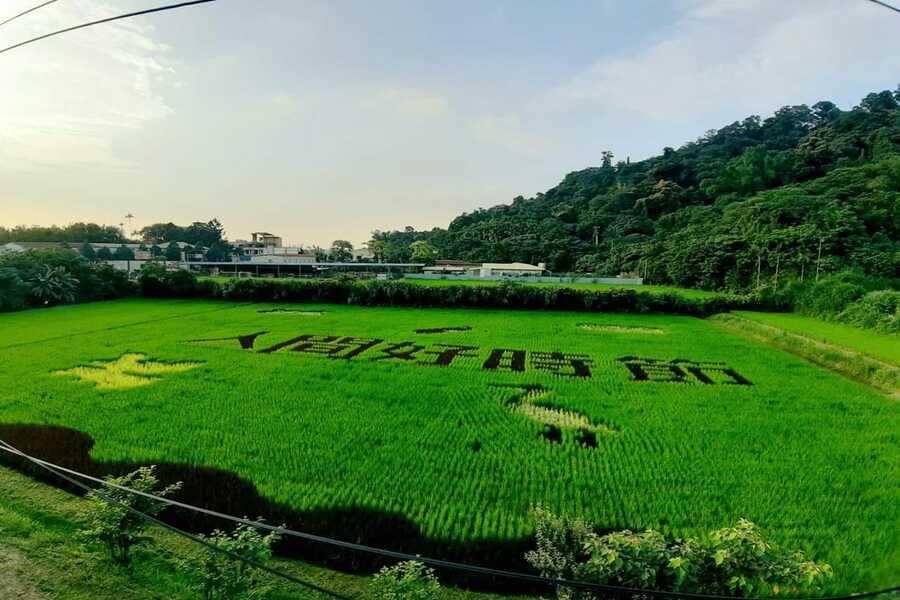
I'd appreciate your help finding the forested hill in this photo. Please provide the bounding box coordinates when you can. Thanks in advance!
[371,88,900,291]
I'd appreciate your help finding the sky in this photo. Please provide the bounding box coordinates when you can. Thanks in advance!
[1,0,899,247]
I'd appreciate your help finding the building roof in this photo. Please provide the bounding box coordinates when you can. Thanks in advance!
[1,241,69,250]
[480,262,544,271]
[424,265,468,272]
[435,259,481,267]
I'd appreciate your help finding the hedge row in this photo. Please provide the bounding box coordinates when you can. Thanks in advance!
[141,273,773,316]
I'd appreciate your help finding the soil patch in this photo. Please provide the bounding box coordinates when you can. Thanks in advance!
[414,326,472,334]
[578,324,664,334]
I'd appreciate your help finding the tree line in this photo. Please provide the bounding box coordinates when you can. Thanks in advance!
[370,88,900,291]
[0,223,126,244]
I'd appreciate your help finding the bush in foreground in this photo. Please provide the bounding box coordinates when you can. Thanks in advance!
[526,507,832,599]
[371,561,441,600]
[80,466,182,565]
[178,523,280,600]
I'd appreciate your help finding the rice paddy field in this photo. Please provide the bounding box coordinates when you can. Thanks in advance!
[0,299,897,592]
[733,311,900,366]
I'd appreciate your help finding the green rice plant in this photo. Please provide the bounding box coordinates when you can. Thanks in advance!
[52,354,201,390]
[716,313,899,394]
[0,299,896,592]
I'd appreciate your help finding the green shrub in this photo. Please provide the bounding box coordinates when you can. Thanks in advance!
[79,466,181,565]
[371,561,441,600]
[178,523,279,600]
[139,264,206,298]
[0,268,29,312]
[526,510,832,599]
[524,506,594,599]
[147,277,771,315]
[689,519,832,597]
[838,290,900,333]
[778,271,898,318]
[0,248,132,310]
[28,265,79,306]
[82,262,132,300]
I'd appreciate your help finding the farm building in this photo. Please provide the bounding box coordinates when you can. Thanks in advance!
[423,261,548,278]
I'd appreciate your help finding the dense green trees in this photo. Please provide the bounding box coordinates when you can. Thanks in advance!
[165,242,183,261]
[0,223,126,244]
[0,248,131,311]
[137,219,225,247]
[80,242,97,261]
[329,240,354,262]
[113,245,136,261]
[373,88,899,291]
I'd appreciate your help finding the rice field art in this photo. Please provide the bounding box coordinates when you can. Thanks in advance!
[0,298,897,592]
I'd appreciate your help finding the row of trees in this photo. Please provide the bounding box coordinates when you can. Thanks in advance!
[371,88,900,290]
[136,219,225,247]
[78,242,190,262]
[367,232,440,264]
[0,223,126,244]
[314,239,439,264]
[0,248,131,311]
[136,219,234,261]
[2,219,232,262]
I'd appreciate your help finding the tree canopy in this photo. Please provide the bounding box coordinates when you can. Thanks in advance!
[137,219,225,247]
[0,223,126,244]
[371,87,900,291]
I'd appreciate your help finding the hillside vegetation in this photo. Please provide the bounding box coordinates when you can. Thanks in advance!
[371,89,900,291]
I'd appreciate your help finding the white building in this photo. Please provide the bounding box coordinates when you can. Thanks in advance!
[352,247,375,262]
[248,247,315,264]
[250,232,283,247]
[472,262,546,278]
[422,261,547,278]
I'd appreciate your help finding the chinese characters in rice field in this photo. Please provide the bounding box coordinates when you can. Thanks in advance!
[187,331,752,385]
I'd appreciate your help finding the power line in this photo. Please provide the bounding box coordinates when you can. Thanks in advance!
[865,0,900,13]
[0,439,350,599]
[0,0,59,29]
[0,0,216,56]
[1,440,898,600]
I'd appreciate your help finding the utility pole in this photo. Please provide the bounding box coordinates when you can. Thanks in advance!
[593,226,601,247]
[125,213,134,238]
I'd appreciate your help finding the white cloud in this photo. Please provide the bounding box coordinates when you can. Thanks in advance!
[547,0,900,122]
[472,114,545,157]
[360,87,450,119]
[0,0,177,171]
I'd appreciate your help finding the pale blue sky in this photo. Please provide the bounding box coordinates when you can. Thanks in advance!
[2,0,898,246]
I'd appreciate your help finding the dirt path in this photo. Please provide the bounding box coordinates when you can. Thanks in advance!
[0,546,46,600]
[711,313,899,398]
